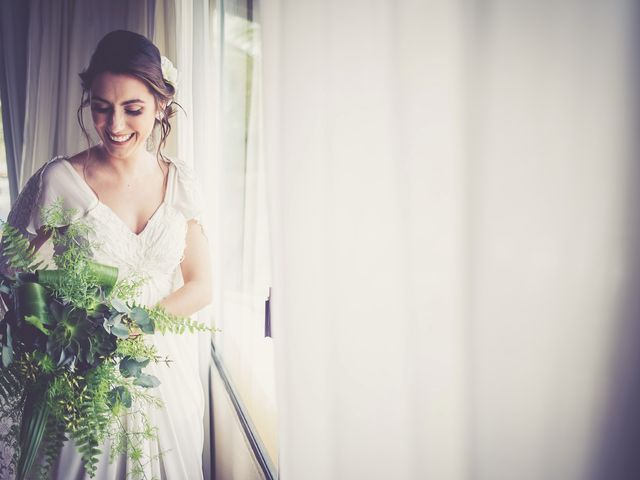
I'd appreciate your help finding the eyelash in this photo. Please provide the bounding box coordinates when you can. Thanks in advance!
[92,106,143,116]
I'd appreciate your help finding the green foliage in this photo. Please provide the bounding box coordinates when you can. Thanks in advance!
[110,274,146,304]
[17,387,50,480]
[1,200,209,478]
[108,390,164,476]
[146,303,216,335]
[115,337,161,361]
[39,199,79,235]
[38,199,111,312]
[0,222,44,273]
[33,414,67,480]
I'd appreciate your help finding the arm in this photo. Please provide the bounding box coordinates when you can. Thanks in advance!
[156,220,212,317]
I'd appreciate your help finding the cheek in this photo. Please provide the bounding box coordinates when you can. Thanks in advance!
[91,112,106,127]
[137,114,157,134]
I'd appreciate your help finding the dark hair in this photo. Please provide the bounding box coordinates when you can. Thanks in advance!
[76,30,181,167]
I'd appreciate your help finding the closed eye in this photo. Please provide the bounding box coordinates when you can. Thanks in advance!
[91,106,143,116]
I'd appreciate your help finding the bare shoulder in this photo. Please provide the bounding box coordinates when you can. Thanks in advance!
[65,146,113,179]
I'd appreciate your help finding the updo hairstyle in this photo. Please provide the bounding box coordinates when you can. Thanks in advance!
[76,29,181,166]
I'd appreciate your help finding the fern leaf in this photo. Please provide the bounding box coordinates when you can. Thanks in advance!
[0,223,43,273]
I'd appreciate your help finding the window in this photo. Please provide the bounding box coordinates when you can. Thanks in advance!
[0,101,10,220]
[214,0,278,470]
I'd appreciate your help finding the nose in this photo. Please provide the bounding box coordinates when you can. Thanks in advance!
[108,109,125,133]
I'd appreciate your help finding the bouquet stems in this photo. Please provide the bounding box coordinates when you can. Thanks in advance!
[17,384,50,480]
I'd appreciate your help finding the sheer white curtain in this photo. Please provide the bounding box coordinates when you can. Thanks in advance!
[19,0,153,185]
[262,1,638,479]
[154,1,218,479]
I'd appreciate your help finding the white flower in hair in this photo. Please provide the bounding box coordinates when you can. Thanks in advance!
[160,55,179,92]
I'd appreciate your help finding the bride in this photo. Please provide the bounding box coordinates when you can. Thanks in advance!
[4,30,211,479]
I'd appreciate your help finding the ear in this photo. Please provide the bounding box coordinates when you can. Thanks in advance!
[155,99,167,120]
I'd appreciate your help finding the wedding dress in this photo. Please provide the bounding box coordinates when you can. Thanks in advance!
[9,154,206,480]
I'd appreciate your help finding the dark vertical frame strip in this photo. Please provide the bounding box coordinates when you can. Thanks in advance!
[211,340,278,480]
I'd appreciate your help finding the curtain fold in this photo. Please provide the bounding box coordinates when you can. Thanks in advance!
[153,1,218,477]
[0,0,29,204]
[262,1,639,479]
[19,0,153,187]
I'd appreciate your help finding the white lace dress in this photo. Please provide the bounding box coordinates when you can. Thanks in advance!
[24,155,206,480]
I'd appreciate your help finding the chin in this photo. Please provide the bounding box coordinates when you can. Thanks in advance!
[101,138,143,157]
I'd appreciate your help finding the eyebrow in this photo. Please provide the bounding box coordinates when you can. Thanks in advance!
[91,96,146,106]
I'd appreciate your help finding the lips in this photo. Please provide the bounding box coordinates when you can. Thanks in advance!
[106,132,134,145]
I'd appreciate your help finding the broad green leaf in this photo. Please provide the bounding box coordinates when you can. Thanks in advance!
[86,261,118,294]
[139,322,154,334]
[24,315,51,336]
[131,307,154,334]
[133,374,160,388]
[119,356,149,378]
[111,298,130,314]
[111,324,129,339]
[130,307,149,325]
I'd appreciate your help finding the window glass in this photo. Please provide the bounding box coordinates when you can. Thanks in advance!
[0,101,10,220]
[216,0,278,468]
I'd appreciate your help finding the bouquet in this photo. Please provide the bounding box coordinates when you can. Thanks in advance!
[0,200,213,479]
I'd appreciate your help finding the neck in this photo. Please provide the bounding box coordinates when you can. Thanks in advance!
[95,145,157,177]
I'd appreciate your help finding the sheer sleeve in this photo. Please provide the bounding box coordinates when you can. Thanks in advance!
[24,157,90,235]
[169,157,208,238]
[1,156,91,276]
[5,159,54,238]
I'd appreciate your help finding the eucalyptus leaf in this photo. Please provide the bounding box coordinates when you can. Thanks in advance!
[130,307,149,325]
[120,388,132,408]
[133,374,160,388]
[119,356,149,378]
[110,324,129,339]
[139,322,154,334]
[111,298,130,314]
[130,307,154,334]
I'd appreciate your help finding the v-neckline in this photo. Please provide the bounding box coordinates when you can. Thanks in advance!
[60,156,173,238]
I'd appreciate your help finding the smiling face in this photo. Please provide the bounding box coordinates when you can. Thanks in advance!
[90,71,160,161]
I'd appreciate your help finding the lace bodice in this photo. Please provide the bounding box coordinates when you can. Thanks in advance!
[24,155,203,306]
